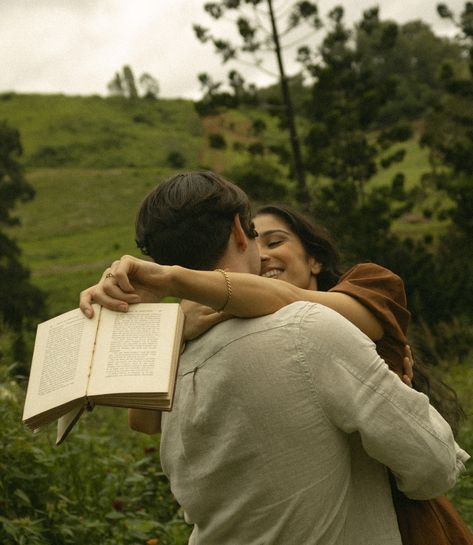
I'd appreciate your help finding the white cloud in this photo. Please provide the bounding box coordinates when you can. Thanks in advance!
[0,0,466,98]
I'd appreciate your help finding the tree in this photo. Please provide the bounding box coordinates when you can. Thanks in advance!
[107,66,159,100]
[0,121,45,363]
[194,0,323,202]
[355,16,466,123]
[139,72,160,99]
[298,7,413,262]
[122,65,138,99]
[107,71,125,96]
[422,3,473,238]
[410,2,473,328]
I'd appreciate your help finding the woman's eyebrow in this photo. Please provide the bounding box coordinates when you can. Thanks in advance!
[258,229,291,237]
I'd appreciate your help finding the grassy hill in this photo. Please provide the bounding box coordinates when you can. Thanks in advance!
[0,92,437,314]
[1,93,471,534]
[0,93,203,168]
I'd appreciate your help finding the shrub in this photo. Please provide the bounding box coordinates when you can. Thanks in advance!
[0,360,191,545]
[30,145,73,167]
[247,142,265,156]
[166,151,186,168]
[225,157,289,202]
[208,133,226,149]
[132,113,153,125]
[251,118,266,135]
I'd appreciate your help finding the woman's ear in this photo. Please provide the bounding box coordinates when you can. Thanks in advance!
[310,258,322,276]
[232,214,249,252]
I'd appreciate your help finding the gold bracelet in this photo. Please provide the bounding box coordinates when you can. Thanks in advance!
[214,269,232,312]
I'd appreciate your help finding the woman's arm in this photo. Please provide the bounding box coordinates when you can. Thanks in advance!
[128,408,162,434]
[80,255,382,340]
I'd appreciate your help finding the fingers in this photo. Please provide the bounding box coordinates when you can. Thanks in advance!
[79,287,97,318]
[80,285,139,317]
[401,344,414,387]
[110,255,138,293]
[80,256,153,319]
[79,261,141,318]
[402,370,413,388]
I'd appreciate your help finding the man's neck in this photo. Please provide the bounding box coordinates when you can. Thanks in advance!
[214,255,247,273]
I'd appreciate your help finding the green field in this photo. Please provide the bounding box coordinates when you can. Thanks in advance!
[1,92,445,312]
[1,94,471,540]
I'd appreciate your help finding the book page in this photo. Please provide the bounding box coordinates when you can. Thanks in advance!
[86,304,182,396]
[23,306,101,421]
[56,405,86,445]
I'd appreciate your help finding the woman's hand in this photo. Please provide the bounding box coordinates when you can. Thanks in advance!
[181,300,230,341]
[402,345,414,387]
[79,255,172,318]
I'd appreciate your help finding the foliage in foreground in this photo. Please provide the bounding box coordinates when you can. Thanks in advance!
[1,308,472,544]
[0,359,190,545]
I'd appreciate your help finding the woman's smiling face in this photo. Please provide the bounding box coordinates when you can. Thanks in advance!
[254,213,321,290]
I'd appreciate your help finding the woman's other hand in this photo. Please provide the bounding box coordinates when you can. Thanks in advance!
[181,300,230,341]
[402,345,414,387]
[79,255,171,318]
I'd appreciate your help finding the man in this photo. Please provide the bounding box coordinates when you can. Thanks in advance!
[80,171,468,545]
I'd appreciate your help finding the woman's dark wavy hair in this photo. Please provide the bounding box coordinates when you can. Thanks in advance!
[255,204,342,291]
[255,204,465,434]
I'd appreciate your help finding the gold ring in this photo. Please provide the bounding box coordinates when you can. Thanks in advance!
[105,272,115,279]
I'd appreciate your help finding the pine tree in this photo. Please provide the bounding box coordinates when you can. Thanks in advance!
[0,121,45,363]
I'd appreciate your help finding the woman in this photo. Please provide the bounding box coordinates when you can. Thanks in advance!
[80,205,471,544]
[252,205,473,545]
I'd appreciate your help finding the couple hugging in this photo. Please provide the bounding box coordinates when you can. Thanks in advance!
[80,170,472,545]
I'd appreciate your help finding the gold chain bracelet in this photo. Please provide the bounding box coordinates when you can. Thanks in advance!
[214,269,232,312]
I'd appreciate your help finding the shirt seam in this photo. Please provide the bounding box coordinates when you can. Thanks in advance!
[179,315,306,376]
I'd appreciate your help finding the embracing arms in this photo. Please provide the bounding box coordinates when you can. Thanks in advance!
[80,255,383,340]
[79,256,412,435]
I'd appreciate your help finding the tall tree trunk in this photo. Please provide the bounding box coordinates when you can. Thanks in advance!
[267,0,309,203]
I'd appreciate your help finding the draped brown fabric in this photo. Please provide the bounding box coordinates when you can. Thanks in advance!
[330,263,473,544]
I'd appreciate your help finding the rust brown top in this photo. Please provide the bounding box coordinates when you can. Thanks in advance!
[330,262,410,377]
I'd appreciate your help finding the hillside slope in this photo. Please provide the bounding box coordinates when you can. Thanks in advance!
[0,93,204,168]
[2,93,432,314]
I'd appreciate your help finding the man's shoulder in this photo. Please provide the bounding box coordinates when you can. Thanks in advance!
[183,301,314,362]
[188,300,355,353]
[237,300,335,332]
[278,300,363,331]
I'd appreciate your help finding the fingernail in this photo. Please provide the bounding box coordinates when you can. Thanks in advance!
[118,303,128,312]
[85,309,92,318]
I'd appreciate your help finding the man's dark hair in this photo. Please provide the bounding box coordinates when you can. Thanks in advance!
[136,171,257,270]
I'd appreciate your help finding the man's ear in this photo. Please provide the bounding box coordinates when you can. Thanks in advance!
[232,214,249,252]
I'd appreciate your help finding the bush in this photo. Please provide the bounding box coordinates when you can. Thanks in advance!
[247,142,265,156]
[208,133,226,149]
[166,151,186,168]
[132,113,153,125]
[0,359,191,545]
[225,157,289,202]
[30,145,73,167]
[251,118,266,135]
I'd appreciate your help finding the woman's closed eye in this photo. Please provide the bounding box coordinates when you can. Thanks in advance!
[266,239,284,248]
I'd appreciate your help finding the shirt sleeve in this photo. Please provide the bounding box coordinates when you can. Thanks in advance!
[297,303,469,500]
[329,263,410,343]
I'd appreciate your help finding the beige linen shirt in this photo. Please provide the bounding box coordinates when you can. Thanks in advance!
[161,302,469,545]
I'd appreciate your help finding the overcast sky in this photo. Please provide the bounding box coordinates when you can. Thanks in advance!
[1,0,465,99]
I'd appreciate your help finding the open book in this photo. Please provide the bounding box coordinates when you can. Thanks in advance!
[23,303,184,445]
